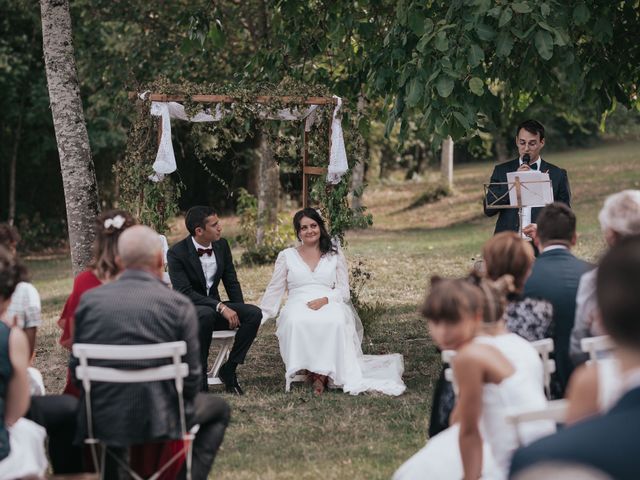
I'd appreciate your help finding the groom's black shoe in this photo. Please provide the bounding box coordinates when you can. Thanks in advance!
[219,362,244,395]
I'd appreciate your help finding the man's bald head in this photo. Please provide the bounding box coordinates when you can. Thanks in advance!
[117,225,163,272]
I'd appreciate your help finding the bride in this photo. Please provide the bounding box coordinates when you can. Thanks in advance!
[260,208,406,396]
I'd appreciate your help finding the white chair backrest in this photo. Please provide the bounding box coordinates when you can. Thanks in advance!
[580,335,615,363]
[505,399,567,446]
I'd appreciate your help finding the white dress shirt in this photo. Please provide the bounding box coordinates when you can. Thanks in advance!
[192,237,217,292]
[518,156,542,230]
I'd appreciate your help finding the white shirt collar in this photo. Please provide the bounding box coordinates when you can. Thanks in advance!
[191,237,212,250]
[542,244,569,253]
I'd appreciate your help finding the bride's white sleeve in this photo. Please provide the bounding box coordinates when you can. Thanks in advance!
[327,249,350,303]
[259,251,288,324]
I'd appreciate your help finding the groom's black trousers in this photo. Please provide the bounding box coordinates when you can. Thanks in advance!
[195,302,261,386]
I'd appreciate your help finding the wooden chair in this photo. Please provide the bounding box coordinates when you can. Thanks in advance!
[73,341,198,480]
[207,330,237,386]
[580,335,615,363]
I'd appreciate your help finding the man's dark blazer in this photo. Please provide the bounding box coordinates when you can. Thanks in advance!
[510,386,640,479]
[167,237,243,310]
[484,158,571,234]
[70,269,201,447]
[523,248,592,395]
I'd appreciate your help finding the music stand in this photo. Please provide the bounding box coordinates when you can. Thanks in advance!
[484,170,554,238]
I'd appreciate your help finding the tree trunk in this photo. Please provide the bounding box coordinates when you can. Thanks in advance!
[41,0,99,275]
[494,134,509,163]
[256,131,279,247]
[8,111,22,226]
[440,136,454,189]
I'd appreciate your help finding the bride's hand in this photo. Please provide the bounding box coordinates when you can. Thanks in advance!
[307,297,329,310]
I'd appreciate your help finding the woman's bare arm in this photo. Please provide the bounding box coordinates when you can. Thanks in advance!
[565,364,600,425]
[5,328,30,426]
[453,349,485,480]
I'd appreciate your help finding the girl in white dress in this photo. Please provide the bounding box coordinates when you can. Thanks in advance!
[260,208,405,396]
[394,274,554,480]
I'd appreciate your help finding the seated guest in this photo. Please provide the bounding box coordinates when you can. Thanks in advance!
[510,235,640,480]
[168,206,261,394]
[429,232,553,437]
[523,203,592,396]
[71,225,230,479]
[483,232,553,341]
[0,246,48,478]
[570,190,640,365]
[58,209,136,396]
[0,224,42,358]
[394,273,554,480]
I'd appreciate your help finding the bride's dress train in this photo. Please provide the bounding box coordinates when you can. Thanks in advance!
[260,247,406,396]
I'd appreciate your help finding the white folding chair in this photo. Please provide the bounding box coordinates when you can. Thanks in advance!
[73,341,197,480]
[505,399,567,446]
[531,338,555,399]
[580,335,615,363]
[207,330,237,386]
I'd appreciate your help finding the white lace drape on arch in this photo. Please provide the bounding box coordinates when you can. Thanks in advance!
[141,93,348,185]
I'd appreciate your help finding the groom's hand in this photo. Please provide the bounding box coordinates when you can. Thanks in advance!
[307,297,329,310]
[222,306,240,329]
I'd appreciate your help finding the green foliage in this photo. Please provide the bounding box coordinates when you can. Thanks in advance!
[349,258,383,336]
[370,0,640,145]
[235,188,296,265]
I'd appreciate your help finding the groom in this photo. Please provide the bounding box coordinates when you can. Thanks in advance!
[168,206,261,394]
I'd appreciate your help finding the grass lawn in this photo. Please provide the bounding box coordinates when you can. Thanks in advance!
[27,140,640,479]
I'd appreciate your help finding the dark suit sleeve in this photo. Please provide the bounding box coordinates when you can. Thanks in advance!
[167,246,219,310]
[220,239,244,304]
[556,168,571,207]
[179,300,201,399]
[484,165,506,217]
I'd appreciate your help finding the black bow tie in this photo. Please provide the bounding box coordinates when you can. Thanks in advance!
[197,247,213,257]
[530,162,538,170]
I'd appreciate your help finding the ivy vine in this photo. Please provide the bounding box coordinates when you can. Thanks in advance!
[115,77,372,239]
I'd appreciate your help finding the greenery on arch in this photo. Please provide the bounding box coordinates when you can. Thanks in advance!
[115,78,372,240]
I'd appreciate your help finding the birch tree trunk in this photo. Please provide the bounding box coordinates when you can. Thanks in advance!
[41,0,99,274]
[440,136,454,189]
[256,131,279,247]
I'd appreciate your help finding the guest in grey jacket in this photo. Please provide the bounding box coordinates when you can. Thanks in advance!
[569,190,640,365]
[71,225,229,479]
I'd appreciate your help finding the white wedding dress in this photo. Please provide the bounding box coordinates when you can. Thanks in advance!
[260,247,406,396]
[394,333,555,480]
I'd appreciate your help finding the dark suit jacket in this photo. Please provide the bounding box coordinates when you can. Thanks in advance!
[484,158,571,234]
[510,386,640,479]
[167,236,244,312]
[70,269,201,447]
[523,249,592,394]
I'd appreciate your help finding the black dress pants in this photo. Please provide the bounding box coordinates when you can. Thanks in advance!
[195,302,261,387]
[28,394,84,474]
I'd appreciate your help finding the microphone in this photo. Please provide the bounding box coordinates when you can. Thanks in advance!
[522,153,531,165]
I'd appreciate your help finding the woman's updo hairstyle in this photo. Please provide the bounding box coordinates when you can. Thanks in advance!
[293,208,337,255]
[466,271,515,325]
[0,246,23,302]
[89,210,137,281]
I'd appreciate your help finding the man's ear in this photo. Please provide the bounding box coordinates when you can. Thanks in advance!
[571,232,577,247]
[115,255,125,271]
[539,138,545,149]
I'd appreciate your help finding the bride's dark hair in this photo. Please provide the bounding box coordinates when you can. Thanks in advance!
[293,208,337,255]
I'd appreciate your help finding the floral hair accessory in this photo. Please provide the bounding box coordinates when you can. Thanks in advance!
[104,214,126,230]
